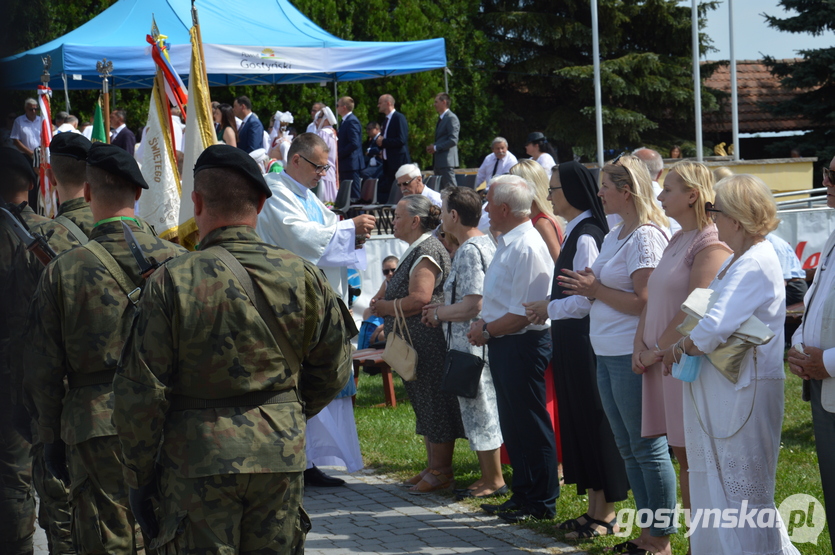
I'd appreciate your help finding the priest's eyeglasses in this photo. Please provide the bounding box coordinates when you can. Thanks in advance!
[299,154,331,174]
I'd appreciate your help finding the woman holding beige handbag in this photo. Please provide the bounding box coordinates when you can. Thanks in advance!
[370,195,465,494]
[660,175,799,554]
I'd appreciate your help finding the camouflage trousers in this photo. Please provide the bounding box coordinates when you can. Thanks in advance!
[31,443,75,554]
[67,436,146,555]
[0,408,36,555]
[152,471,308,555]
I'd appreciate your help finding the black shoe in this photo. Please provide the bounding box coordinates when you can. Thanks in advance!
[497,507,550,523]
[480,498,520,515]
[304,466,346,487]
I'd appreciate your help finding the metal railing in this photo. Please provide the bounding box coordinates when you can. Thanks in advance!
[775,187,827,210]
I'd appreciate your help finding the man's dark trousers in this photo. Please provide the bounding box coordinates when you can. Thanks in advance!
[488,329,559,517]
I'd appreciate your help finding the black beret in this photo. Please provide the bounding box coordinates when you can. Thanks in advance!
[50,133,91,160]
[193,144,271,198]
[86,143,148,189]
[0,147,37,186]
[525,132,547,145]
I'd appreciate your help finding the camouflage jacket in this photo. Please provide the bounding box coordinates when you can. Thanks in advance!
[8,197,96,406]
[23,217,186,446]
[112,225,353,489]
[1,204,48,379]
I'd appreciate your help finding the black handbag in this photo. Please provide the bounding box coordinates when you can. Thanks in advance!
[440,254,486,399]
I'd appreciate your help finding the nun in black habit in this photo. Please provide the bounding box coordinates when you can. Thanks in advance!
[523,161,630,539]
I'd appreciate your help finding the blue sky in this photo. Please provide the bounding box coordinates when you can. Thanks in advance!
[700,0,833,61]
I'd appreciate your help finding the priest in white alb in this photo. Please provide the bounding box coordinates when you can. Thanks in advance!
[256,132,376,487]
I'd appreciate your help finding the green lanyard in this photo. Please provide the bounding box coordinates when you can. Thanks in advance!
[94,216,140,228]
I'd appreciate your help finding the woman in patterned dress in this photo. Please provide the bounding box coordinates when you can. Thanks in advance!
[422,187,505,499]
[371,195,465,494]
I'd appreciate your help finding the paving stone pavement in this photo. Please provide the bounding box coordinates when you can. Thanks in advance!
[33,467,590,554]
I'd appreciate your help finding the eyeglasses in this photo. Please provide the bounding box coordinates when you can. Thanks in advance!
[823,167,835,183]
[705,201,723,221]
[548,186,562,195]
[298,154,330,175]
[382,268,395,276]
[398,177,418,188]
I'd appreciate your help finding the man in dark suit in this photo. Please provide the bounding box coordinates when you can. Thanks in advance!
[361,122,384,182]
[109,109,136,154]
[232,96,264,154]
[375,94,410,202]
[336,97,364,201]
[426,92,459,189]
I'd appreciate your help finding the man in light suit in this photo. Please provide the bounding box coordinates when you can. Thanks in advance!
[375,94,410,202]
[232,96,264,154]
[256,133,375,488]
[109,109,136,154]
[426,93,459,189]
[336,97,364,201]
[787,154,835,554]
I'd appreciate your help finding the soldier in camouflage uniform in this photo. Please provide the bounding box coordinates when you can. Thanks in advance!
[10,132,96,555]
[23,143,186,555]
[112,145,354,555]
[1,148,46,555]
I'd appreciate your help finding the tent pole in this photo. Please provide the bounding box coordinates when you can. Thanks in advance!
[728,0,740,161]
[444,66,449,93]
[62,73,71,112]
[692,0,702,162]
[333,78,337,108]
[591,0,604,169]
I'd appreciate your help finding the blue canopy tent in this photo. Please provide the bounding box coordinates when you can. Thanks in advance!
[1,0,447,90]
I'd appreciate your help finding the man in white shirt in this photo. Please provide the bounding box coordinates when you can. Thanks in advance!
[10,98,42,160]
[475,137,518,191]
[256,132,375,488]
[467,174,558,523]
[394,164,441,208]
[787,154,835,555]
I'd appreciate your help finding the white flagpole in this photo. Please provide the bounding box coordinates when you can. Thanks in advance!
[592,0,604,168]
[729,0,740,161]
[692,0,703,162]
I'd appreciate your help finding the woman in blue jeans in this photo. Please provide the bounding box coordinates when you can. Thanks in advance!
[560,155,676,555]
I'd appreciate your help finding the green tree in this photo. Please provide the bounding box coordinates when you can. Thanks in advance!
[762,0,835,166]
[478,0,721,160]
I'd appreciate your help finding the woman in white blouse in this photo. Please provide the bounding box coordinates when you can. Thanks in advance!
[661,175,800,555]
[524,132,557,178]
[559,156,676,554]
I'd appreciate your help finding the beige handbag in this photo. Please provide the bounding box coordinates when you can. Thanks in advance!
[676,288,775,384]
[381,298,418,381]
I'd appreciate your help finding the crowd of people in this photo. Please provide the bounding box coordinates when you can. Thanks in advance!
[1,89,833,555]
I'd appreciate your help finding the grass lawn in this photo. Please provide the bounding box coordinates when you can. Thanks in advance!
[353,367,830,553]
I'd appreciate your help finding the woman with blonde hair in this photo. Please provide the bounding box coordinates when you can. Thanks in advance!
[510,159,563,262]
[632,161,732,551]
[661,175,799,554]
[559,155,675,552]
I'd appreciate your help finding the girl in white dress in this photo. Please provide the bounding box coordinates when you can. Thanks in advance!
[662,174,800,555]
[314,106,338,203]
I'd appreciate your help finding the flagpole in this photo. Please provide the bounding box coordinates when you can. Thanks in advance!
[192,1,211,110]
[97,59,113,143]
[692,0,703,162]
[591,0,604,169]
[728,0,740,161]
